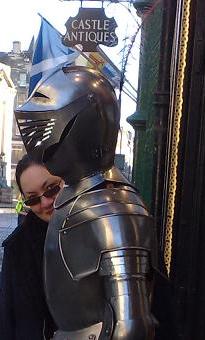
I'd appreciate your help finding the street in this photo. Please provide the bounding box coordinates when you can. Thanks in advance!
[0,209,17,269]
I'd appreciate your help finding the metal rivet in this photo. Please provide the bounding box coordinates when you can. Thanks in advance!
[88,335,96,340]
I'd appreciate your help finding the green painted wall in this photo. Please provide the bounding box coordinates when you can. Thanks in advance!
[132,4,163,209]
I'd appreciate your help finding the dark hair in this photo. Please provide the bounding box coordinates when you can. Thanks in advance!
[16,154,43,194]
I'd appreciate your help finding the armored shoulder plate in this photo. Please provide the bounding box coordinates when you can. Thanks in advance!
[59,184,156,280]
[44,168,157,333]
[54,166,135,209]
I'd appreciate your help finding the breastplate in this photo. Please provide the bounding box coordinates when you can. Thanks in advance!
[44,168,156,334]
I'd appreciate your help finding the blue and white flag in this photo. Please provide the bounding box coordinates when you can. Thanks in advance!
[28,15,79,96]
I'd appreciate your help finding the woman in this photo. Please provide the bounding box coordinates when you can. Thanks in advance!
[0,154,63,340]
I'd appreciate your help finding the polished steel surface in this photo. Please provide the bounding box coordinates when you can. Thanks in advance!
[15,67,120,184]
[15,65,157,338]
[44,174,156,338]
[54,166,145,209]
[100,249,155,339]
[53,322,103,340]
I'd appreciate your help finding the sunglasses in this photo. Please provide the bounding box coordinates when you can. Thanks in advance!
[24,182,61,207]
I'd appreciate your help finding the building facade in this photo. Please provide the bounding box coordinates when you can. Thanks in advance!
[0,63,16,202]
[0,41,32,185]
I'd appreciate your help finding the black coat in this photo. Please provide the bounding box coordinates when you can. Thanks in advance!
[0,211,57,340]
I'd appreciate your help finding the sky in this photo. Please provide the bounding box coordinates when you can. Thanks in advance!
[0,0,141,127]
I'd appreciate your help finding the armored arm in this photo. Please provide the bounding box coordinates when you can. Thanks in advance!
[99,248,155,340]
[48,182,157,338]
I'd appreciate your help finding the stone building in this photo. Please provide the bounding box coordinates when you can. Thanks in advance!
[0,63,16,202]
[0,40,32,184]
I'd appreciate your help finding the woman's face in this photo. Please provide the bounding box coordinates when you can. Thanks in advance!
[20,164,63,222]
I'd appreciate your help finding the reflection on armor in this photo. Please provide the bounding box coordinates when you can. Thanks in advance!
[15,66,157,339]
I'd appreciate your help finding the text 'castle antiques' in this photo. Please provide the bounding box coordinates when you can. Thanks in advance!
[62,8,118,52]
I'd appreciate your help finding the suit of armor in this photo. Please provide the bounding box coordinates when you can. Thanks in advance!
[15,66,157,339]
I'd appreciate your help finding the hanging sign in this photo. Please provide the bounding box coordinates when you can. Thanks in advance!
[62,7,118,52]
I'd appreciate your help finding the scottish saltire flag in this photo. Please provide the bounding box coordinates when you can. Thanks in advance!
[84,51,121,89]
[79,50,136,102]
[101,63,121,88]
[28,14,79,96]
